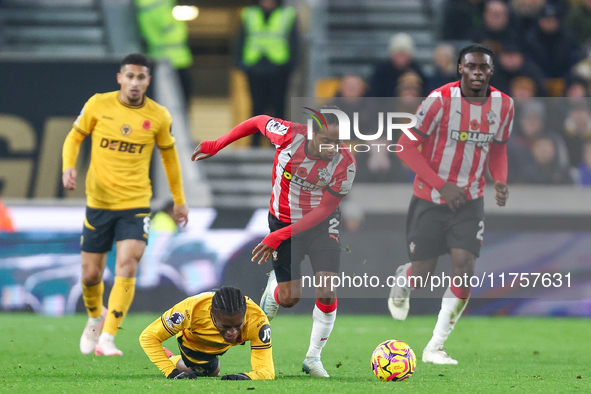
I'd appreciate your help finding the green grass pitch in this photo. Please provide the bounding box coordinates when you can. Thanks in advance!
[2,313,589,393]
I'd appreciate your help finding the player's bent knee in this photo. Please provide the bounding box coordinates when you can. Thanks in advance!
[82,271,103,286]
[279,296,300,308]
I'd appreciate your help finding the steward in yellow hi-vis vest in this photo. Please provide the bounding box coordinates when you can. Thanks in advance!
[62,54,189,359]
[241,5,296,66]
[140,287,275,380]
[235,0,299,147]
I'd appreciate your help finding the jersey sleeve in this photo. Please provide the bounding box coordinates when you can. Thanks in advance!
[72,94,98,136]
[139,297,193,377]
[243,313,275,380]
[155,108,176,149]
[262,118,293,148]
[413,92,443,138]
[493,97,514,144]
[327,158,356,197]
[63,95,97,170]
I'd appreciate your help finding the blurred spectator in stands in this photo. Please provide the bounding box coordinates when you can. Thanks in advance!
[490,43,547,95]
[510,76,537,108]
[235,0,299,147]
[511,0,546,33]
[425,43,457,93]
[396,71,424,112]
[508,100,571,181]
[441,0,485,40]
[571,42,591,87]
[524,3,579,95]
[562,103,591,166]
[338,74,368,101]
[574,140,591,185]
[328,74,375,138]
[519,137,573,184]
[354,139,410,183]
[471,0,521,54]
[566,0,591,49]
[135,0,193,106]
[0,180,15,233]
[367,33,426,97]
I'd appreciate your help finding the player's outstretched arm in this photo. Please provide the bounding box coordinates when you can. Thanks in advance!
[192,115,273,161]
[191,142,213,162]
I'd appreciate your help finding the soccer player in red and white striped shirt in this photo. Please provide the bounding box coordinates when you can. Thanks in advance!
[192,106,356,377]
[388,44,513,365]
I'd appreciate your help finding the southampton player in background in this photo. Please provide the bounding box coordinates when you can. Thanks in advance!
[387,44,513,364]
[192,106,356,377]
[140,286,274,380]
[62,53,189,356]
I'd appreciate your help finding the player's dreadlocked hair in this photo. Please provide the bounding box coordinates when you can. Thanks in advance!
[457,43,494,67]
[312,105,340,133]
[121,53,151,72]
[211,287,247,316]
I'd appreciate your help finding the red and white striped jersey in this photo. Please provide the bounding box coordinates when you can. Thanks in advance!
[261,118,356,223]
[412,81,514,203]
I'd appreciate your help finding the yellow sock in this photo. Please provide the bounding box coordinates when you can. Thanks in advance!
[170,355,182,367]
[102,276,136,336]
[82,281,104,318]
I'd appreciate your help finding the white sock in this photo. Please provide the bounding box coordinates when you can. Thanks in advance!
[98,332,115,344]
[306,304,337,358]
[427,287,469,348]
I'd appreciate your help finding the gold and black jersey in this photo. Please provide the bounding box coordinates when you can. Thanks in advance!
[62,91,185,210]
[139,292,275,380]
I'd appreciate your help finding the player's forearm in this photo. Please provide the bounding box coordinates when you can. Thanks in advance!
[244,349,275,380]
[139,322,177,377]
[488,142,508,184]
[160,146,186,205]
[263,193,341,249]
[62,128,85,170]
[397,133,446,190]
[201,116,272,155]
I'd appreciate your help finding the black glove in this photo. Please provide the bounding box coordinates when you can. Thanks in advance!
[221,373,251,381]
[167,369,203,379]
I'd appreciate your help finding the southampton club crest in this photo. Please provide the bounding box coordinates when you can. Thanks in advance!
[316,167,331,183]
[485,110,496,126]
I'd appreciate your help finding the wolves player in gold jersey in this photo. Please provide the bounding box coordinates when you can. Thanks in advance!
[140,287,274,380]
[62,53,189,356]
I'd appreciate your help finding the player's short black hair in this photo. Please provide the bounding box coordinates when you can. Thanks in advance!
[211,287,247,316]
[457,43,494,66]
[313,105,340,133]
[120,53,151,72]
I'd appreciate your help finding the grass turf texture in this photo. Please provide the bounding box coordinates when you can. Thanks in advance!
[1,314,589,393]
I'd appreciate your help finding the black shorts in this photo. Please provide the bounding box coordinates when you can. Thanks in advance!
[81,207,151,253]
[269,209,342,283]
[406,196,485,260]
[177,336,224,376]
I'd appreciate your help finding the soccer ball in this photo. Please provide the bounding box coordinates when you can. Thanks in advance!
[371,339,416,382]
